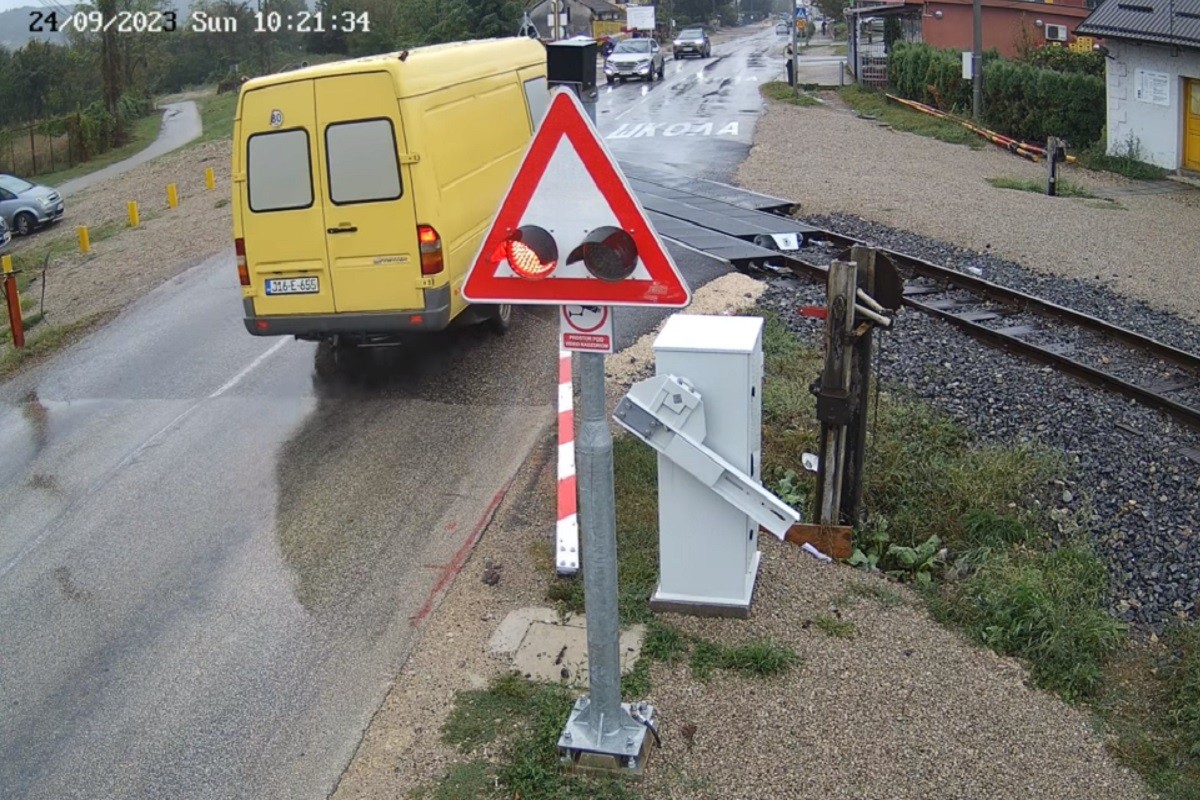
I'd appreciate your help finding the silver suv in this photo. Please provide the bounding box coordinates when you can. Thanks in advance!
[604,38,666,84]
[0,173,65,236]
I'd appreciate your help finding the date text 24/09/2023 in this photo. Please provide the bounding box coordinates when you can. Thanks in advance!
[28,8,371,35]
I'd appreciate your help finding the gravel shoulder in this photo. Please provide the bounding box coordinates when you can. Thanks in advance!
[736,93,1200,324]
[333,274,1151,800]
[0,138,233,361]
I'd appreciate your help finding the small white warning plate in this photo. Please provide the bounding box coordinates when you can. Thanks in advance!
[560,305,614,353]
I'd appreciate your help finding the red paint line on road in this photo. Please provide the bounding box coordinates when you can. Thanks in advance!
[409,481,512,627]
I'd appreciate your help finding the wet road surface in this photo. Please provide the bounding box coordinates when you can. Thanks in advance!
[0,27,762,798]
[0,242,728,798]
[596,25,784,182]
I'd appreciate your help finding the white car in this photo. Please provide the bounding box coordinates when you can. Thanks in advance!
[604,38,665,84]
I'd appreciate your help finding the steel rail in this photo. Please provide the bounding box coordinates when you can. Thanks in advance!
[774,229,1200,431]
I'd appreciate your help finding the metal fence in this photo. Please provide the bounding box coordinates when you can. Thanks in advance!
[0,118,83,178]
[858,54,889,89]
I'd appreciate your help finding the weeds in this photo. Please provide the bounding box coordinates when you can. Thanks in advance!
[841,581,905,609]
[815,615,857,638]
[1077,131,1167,180]
[987,175,1098,199]
[931,538,1125,701]
[689,638,798,681]
[837,85,983,148]
[432,674,633,800]
[761,81,821,107]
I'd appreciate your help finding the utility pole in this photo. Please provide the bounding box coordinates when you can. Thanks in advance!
[972,0,982,119]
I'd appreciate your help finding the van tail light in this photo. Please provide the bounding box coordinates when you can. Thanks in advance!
[418,224,444,275]
[235,237,250,286]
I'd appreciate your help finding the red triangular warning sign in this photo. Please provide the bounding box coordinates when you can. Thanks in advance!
[462,88,691,308]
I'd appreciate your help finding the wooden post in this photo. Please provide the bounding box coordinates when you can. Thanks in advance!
[1046,136,1061,196]
[28,126,36,174]
[842,245,877,524]
[813,258,858,526]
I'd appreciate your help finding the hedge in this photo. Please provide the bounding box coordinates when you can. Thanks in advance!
[887,42,1106,148]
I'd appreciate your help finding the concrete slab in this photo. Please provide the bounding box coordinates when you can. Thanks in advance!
[488,606,560,655]
[511,619,646,686]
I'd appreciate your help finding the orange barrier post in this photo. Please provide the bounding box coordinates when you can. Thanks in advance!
[2,254,24,348]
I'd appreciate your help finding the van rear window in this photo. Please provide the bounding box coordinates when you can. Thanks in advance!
[325,118,402,205]
[247,129,314,213]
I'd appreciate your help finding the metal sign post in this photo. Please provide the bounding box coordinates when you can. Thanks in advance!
[558,349,655,773]
[458,85,688,775]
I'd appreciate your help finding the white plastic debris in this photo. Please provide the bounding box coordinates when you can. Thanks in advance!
[802,452,819,472]
[802,543,834,562]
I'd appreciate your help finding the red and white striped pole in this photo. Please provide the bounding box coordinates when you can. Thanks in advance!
[556,349,580,574]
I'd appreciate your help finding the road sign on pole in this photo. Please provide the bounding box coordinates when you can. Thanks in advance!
[461,87,690,308]
[561,304,615,353]
[461,87,683,773]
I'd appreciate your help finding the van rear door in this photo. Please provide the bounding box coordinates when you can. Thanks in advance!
[314,72,423,313]
[238,79,333,316]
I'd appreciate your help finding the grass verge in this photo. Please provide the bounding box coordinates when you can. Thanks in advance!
[0,312,109,377]
[1076,146,1168,181]
[32,112,163,187]
[986,175,1098,199]
[195,90,239,145]
[760,81,821,107]
[837,85,983,149]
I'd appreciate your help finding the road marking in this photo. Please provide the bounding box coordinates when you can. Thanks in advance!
[210,338,289,398]
[0,339,292,582]
[606,121,740,139]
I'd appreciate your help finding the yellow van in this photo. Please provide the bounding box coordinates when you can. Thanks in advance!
[231,38,549,343]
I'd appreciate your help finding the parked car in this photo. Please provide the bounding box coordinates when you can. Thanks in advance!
[673,26,712,58]
[604,38,665,84]
[0,174,64,236]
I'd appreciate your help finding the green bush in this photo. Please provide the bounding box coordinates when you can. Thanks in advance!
[887,42,1106,147]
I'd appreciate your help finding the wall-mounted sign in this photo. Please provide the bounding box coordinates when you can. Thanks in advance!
[1135,69,1170,107]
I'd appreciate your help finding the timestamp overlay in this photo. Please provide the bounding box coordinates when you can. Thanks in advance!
[28,8,371,34]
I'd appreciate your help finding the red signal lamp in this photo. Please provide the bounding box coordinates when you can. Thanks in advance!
[504,225,558,280]
[567,226,637,283]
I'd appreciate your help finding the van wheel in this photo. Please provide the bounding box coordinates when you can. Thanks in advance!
[487,304,513,335]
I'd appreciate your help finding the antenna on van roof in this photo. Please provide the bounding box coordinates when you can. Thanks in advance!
[398,50,409,61]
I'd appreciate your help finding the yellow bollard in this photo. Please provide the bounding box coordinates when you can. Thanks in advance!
[1,254,12,274]
[77,226,90,254]
[167,183,179,209]
[127,200,140,228]
[205,167,215,191]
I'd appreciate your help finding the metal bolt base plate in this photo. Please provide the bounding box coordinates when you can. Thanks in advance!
[557,700,655,778]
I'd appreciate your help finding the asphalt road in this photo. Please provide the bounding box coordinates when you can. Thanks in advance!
[0,32,747,800]
[595,25,783,182]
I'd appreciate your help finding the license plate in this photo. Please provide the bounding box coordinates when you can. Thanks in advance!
[265,277,319,295]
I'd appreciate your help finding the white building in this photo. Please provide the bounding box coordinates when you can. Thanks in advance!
[1077,0,1200,173]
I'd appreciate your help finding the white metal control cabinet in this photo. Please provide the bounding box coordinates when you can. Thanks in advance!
[650,314,764,616]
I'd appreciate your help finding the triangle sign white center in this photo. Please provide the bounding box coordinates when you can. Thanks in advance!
[462,87,691,308]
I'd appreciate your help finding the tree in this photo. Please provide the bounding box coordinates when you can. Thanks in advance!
[812,0,848,24]
[97,0,123,117]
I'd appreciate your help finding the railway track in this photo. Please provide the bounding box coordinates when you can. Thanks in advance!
[776,229,1200,433]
